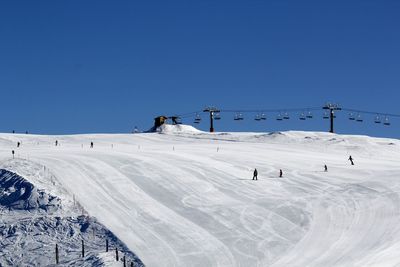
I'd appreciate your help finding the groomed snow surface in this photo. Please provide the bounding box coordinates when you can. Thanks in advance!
[1,124,400,267]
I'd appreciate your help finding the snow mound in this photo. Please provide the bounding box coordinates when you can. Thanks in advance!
[156,124,202,134]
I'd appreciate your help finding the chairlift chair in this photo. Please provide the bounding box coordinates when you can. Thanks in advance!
[276,113,283,121]
[323,111,329,119]
[299,112,306,120]
[348,112,355,120]
[384,117,391,126]
[374,115,381,124]
[194,114,201,124]
[306,111,313,119]
[255,114,261,121]
[356,114,363,122]
[260,113,267,120]
[234,113,244,121]
[214,112,221,120]
[283,112,290,120]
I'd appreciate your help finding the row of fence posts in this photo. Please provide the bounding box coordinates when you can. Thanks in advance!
[55,239,135,266]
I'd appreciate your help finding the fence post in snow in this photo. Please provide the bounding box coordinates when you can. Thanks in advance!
[55,244,59,264]
[115,247,119,261]
[81,240,85,258]
[123,256,126,267]
[106,239,109,252]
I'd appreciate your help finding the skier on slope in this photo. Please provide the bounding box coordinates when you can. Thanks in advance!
[279,169,283,178]
[253,168,258,180]
[324,164,328,172]
[90,142,94,148]
[348,155,354,165]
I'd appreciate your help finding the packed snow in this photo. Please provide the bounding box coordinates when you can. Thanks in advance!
[0,125,400,266]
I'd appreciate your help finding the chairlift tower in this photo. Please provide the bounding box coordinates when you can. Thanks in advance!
[203,106,220,132]
[323,103,341,133]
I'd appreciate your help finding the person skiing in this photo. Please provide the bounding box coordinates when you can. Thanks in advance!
[348,155,354,165]
[90,142,94,148]
[279,169,283,178]
[324,164,328,172]
[55,140,58,146]
[253,168,258,180]
[17,142,20,148]
[12,150,15,159]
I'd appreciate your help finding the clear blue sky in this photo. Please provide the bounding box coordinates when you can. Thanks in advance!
[1,0,399,138]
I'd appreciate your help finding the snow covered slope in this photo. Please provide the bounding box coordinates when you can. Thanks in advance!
[0,162,143,267]
[0,127,399,266]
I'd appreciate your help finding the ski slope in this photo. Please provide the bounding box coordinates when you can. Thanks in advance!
[1,125,400,266]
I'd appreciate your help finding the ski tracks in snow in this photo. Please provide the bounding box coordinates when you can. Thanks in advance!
[1,132,400,266]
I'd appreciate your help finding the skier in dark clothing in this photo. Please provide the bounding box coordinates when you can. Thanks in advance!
[55,140,58,146]
[348,155,354,165]
[279,169,283,178]
[12,150,15,159]
[324,164,328,172]
[17,142,20,148]
[253,169,258,180]
[90,142,94,148]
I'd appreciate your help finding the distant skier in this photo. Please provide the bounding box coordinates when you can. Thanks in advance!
[324,164,328,172]
[55,140,58,146]
[253,168,258,180]
[12,150,15,159]
[17,142,20,148]
[279,169,283,178]
[348,155,354,165]
[90,142,94,148]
